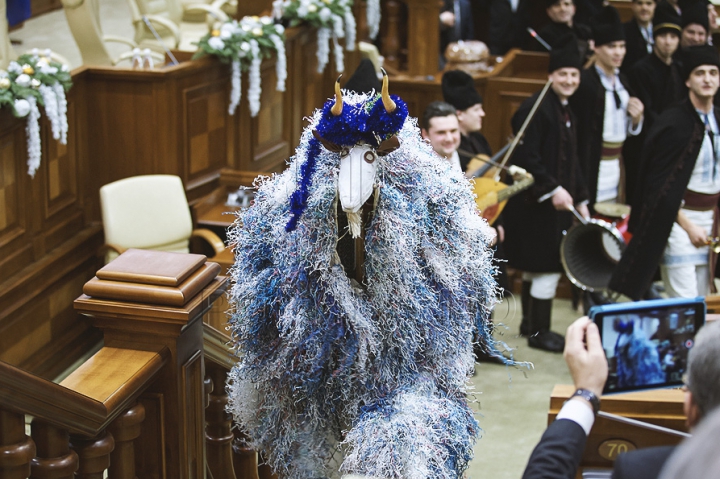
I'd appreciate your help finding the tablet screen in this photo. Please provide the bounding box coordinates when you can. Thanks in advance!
[597,302,703,394]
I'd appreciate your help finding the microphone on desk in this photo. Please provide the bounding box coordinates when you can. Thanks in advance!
[527,28,552,52]
[142,16,180,66]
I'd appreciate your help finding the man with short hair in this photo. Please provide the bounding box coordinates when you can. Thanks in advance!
[420,101,463,171]
[570,5,644,209]
[612,319,720,478]
[441,70,492,173]
[610,45,720,300]
[522,318,720,479]
[503,34,590,352]
[621,0,656,73]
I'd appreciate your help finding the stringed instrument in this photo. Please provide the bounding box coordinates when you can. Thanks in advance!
[467,79,554,225]
[473,169,534,224]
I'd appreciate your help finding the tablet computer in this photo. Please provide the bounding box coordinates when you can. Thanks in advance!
[589,297,706,394]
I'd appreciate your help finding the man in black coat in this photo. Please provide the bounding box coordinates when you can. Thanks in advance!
[530,0,591,59]
[439,0,475,65]
[610,45,720,300]
[569,5,645,210]
[503,34,589,352]
[523,319,720,479]
[621,0,656,74]
[487,0,531,55]
[623,2,684,204]
[521,316,607,479]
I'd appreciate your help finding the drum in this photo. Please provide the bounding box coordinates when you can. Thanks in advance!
[594,202,632,243]
[561,218,626,292]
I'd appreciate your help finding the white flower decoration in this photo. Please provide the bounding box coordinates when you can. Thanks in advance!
[208,36,225,50]
[13,99,31,117]
[275,24,285,34]
[8,62,22,74]
[15,74,31,87]
[220,23,234,39]
[31,78,41,89]
[319,7,331,22]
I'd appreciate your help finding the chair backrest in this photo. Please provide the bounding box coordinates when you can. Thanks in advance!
[0,1,17,69]
[62,0,116,66]
[100,175,193,258]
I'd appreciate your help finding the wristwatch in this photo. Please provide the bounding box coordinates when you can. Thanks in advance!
[571,388,601,415]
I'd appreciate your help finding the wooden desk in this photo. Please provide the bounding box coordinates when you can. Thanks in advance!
[550,384,686,476]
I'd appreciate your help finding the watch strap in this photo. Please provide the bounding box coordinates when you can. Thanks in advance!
[571,388,600,415]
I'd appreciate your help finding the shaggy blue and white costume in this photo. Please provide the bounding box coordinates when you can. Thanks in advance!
[226,89,502,479]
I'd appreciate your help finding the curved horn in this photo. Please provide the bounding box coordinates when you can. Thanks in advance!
[381,68,396,113]
[331,75,343,116]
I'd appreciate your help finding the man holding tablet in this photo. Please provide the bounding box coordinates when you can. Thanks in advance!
[522,314,720,479]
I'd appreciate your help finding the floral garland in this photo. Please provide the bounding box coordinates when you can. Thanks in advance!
[273,0,356,74]
[194,16,287,118]
[0,50,72,177]
[366,0,380,40]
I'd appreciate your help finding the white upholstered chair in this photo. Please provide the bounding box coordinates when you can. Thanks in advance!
[99,175,225,262]
[0,1,16,69]
[63,0,164,66]
[125,0,230,53]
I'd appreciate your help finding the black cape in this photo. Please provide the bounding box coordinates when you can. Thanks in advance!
[503,89,589,272]
[609,99,720,300]
[623,53,685,203]
[620,19,652,74]
[569,66,635,210]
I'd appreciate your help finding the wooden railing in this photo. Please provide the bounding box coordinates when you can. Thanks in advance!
[0,262,250,479]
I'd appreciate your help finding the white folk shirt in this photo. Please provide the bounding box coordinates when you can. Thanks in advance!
[595,66,643,203]
[448,150,462,173]
[663,110,720,267]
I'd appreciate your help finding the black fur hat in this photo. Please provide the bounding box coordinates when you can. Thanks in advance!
[441,70,483,111]
[591,5,625,46]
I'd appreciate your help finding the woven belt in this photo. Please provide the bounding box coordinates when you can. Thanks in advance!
[683,190,720,211]
[601,141,623,161]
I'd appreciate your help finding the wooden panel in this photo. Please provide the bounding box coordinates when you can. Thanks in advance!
[137,392,168,479]
[184,81,229,180]
[404,0,442,76]
[0,114,32,282]
[483,85,537,152]
[235,0,274,18]
[181,350,204,479]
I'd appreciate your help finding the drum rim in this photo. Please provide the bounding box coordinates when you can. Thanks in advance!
[560,218,626,292]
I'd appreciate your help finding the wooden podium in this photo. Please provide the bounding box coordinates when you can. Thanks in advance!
[550,384,687,477]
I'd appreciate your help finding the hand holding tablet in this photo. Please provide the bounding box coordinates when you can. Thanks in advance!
[589,297,706,394]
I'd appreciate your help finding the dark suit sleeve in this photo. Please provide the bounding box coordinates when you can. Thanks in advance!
[611,446,676,479]
[521,419,588,479]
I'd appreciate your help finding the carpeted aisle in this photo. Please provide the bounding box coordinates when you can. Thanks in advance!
[467,297,579,479]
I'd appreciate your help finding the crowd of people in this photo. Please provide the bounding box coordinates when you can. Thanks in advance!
[423,0,720,355]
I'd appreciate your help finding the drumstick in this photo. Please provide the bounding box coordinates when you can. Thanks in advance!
[569,205,588,225]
